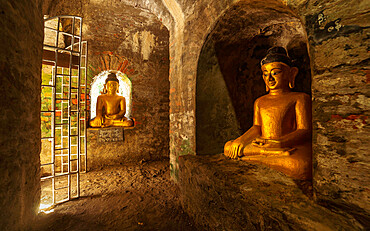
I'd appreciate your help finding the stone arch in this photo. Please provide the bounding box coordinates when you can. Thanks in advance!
[195,0,311,155]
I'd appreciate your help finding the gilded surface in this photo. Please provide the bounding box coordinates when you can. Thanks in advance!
[90,73,134,128]
[224,50,312,180]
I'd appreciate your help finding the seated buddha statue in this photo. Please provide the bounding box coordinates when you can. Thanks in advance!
[224,47,312,180]
[90,73,134,128]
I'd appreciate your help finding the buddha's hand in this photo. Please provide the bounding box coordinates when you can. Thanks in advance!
[105,114,120,120]
[252,138,283,148]
[94,115,104,126]
[228,140,245,159]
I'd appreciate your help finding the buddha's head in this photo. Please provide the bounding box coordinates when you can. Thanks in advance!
[104,73,120,95]
[261,47,298,92]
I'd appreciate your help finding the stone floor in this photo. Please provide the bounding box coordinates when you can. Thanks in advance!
[30,156,366,231]
[32,160,197,231]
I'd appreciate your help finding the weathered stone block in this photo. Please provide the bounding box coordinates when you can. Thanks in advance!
[179,154,364,230]
[87,128,142,170]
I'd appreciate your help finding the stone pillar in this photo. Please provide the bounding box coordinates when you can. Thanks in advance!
[0,1,43,229]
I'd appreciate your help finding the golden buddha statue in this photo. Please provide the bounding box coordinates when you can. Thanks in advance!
[90,73,134,128]
[224,47,312,180]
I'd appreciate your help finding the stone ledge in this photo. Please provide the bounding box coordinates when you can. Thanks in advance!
[178,154,363,230]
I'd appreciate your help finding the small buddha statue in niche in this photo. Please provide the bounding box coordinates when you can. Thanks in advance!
[90,73,134,128]
[224,47,312,180]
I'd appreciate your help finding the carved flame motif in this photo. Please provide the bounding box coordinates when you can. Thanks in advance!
[89,52,135,77]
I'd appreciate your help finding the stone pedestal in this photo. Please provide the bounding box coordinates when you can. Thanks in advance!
[87,127,142,170]
[178,154,362,230]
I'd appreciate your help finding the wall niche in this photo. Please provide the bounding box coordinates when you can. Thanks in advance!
[196,1,311,155]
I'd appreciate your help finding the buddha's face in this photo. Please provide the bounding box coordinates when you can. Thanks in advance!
[261,62,292,91]
[105,81,119,94]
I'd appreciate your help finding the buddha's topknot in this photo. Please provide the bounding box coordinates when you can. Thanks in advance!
[261,46,292,67]
[105,73,119,83]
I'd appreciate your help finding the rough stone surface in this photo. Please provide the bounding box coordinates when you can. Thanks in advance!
[45,1,171,167]
[87,128,169,170]
[85,3,170,165]
[179,154,364,230]
[32,161,197,231]
[300,1,370,223]
[43,0,174,31]
[0,0,368,229]
[170,0,369,225]
[0,0,44,230]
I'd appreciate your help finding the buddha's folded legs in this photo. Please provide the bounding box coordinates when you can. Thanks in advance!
[90,117,134,128]
[109,118,134,127]
[102,117,134,127]
[241,143,312,180]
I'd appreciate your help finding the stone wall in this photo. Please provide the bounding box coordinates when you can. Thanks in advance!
[40,0,369,226]
[87,128,138,170]
[169,0,369,226]
[0,0,44,230]
[84,3,170,165]
[43,0,174,31]
[0,0,365,229]
[297,1,370,223]
[44,1,171,167]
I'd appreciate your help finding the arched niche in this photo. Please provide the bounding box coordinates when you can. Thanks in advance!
[90,70,132,119]
[196,0,311,155]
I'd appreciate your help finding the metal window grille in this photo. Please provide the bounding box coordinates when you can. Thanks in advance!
[40,15,88,210]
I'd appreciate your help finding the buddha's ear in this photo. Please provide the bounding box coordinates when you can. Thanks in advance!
[289,67,298,89]
[103,83,107,94]
[263,76,270,92]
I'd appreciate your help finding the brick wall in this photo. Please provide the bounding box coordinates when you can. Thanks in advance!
[45,1,171,166]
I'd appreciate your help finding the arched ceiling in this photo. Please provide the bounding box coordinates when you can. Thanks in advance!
[210,0,305,47]
[42,0,177,30]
